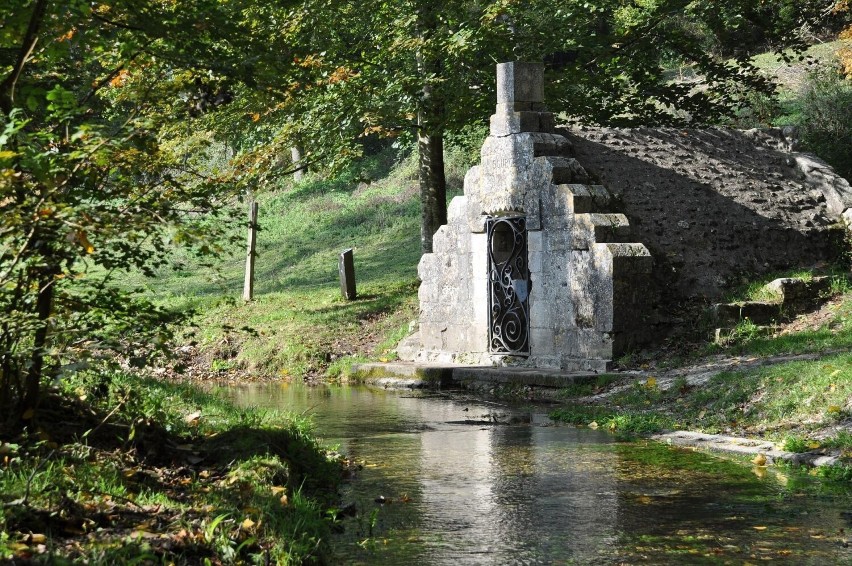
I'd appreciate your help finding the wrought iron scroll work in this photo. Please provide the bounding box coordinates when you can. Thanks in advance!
[487,216,531,356]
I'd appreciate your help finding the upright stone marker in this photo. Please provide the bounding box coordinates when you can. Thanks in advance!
[339,248,356,300]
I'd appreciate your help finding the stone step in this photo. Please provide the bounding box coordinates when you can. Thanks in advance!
[573,213,632,249]
[541,156,590,184]
[531,135,574,158]
[452,367,600,388]
[709,276,833,329]
[350,362,455,388]
[709,301,783,327]
[350,362,606,390]
[556,184,614,213]
[763,276,831,308]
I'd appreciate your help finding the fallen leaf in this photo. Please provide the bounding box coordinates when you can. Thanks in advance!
[241,518,255,531]
[77,231,94,254]
[588,421,599,429]
[753,526,768,531]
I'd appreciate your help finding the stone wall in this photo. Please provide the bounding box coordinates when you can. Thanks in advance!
[566,127,852,324]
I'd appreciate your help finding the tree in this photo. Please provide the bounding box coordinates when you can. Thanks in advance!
[224,0,513,253]
[223,0,831,255]
[0,0,298,429]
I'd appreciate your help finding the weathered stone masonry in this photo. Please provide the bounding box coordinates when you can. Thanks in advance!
[398,62,653,372]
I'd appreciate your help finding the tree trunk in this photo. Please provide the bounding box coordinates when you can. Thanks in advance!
[418,129,446,254]
[22,265,54,417]
[290,143,306,181]
[416,3,447,255]
[0,0,48,114]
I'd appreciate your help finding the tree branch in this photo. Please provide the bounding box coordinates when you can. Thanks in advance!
[0,0,49,114]
[92,12,146,32]
[81,51,144,105]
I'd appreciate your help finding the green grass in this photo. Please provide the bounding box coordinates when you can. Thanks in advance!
[553,351,852,457]
[750,41,844,93]
[709,291,852,358]
[0,369,341,564]
[558,374,622,399]
[722,266,850,304]
[119,145,473,378]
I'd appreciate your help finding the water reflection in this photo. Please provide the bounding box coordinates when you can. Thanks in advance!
[222,383,852,565]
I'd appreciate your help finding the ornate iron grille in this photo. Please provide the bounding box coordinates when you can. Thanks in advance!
[486,216,531,355]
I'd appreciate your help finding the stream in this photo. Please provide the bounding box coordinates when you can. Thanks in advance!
[224,383,852,565]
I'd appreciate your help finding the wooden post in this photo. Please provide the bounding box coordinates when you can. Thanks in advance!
[339,248,356,300]
[243,201,258,302]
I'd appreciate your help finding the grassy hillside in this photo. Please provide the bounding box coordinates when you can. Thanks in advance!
[128,146,472,379]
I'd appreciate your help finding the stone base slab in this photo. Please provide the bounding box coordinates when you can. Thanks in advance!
[654,430,840,468]
[351,361,602,390]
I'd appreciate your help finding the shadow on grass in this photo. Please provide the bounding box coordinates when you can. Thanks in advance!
[202,426,340,497]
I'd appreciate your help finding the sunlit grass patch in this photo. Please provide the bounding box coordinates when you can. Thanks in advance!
[558,351,852,454]
[708,290,852,358]
[116,145,478,378]
[550,404,674,436]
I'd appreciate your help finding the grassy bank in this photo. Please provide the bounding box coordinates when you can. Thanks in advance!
[0,370,341,564]
[552,290,852,470]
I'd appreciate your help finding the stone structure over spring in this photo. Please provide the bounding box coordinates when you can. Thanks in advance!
[398,62,653,372]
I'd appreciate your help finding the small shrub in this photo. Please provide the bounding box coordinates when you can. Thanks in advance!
[797,64,852,180]
[782,435,812,453]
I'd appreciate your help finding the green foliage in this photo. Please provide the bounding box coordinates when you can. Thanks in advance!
[550,402,674,436]
[687,0,836,57]
[122,145,473,377]
[504,0,828,126]
[797,64,852,180]
[0,0,264,430]
[782,435,813,452]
